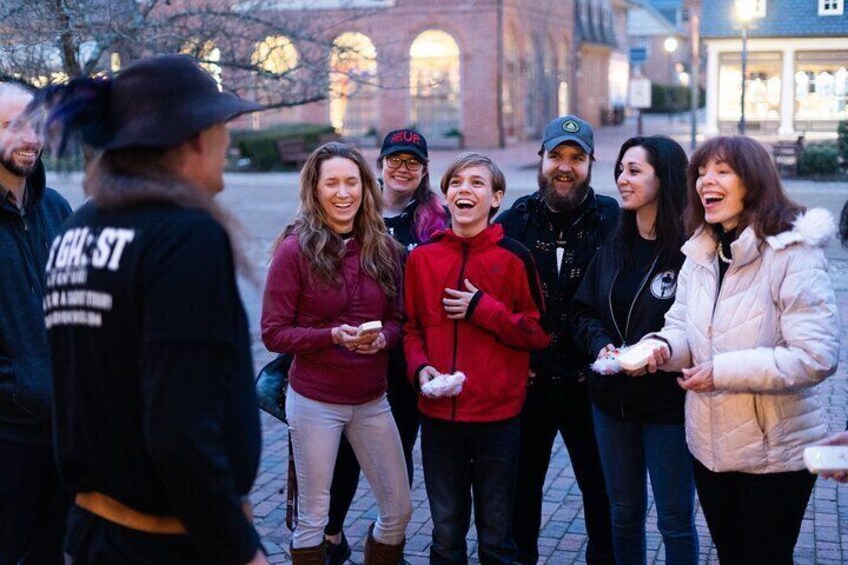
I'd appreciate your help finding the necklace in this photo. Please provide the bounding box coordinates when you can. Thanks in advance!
[717,242,732,264]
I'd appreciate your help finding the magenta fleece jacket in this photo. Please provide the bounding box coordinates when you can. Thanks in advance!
[261,234,402,405]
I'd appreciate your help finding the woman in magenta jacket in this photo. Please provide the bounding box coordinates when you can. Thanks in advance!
[261,142,411,565]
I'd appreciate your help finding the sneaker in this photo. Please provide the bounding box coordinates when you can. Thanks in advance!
[325,531,351,565]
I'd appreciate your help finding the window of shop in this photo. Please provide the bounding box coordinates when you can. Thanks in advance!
[329,32,378,136]
[503,28,520,138]
[795,51,848,122]
[819,0,844,15]
[250,35,299,106]
[182,39,222,90]
[409,30,461,139]
[718,51,781,122]
[253,35,298,76]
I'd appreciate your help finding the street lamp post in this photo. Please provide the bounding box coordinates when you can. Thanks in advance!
[739,25,748,134]
[664,36,679,121]
[689,3,700,150]
[664,36,679,82]
[735,0,756,135]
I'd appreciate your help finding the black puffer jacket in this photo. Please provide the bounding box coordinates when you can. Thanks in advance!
[572,238,685,424]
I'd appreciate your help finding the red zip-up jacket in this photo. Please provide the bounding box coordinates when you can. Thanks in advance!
[403,224,550,422]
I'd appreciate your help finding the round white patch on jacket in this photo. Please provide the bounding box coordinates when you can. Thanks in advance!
[651,270,677,299]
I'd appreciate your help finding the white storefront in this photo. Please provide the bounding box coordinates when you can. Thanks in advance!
[704,36,848,136]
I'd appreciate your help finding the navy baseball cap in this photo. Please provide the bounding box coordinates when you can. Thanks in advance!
[379,129,428,161]
[541,115,594,155]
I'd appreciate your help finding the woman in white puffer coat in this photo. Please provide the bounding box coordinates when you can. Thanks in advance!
[642,135,840,565]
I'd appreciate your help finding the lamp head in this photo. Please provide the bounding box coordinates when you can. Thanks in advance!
[735,0,757,23]
[664,36,679,53]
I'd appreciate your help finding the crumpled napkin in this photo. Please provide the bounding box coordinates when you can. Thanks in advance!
[591,356,621,375]
[422,371,466,398]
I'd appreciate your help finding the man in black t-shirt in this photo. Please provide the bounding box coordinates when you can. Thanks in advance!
[38,55,268,564]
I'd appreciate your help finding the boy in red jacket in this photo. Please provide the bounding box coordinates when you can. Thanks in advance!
[404,152,550,564]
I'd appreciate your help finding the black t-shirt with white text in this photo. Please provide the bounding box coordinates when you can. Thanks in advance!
[45,200,261,563]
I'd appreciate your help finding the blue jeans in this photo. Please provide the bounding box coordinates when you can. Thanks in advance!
[421,416,520,565]
[592,406,698,565]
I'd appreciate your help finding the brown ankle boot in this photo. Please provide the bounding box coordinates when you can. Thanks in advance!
[363,523,405,565]
[290,542,326,565]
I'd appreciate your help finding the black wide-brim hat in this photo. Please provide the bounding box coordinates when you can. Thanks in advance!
[103,54,263,150]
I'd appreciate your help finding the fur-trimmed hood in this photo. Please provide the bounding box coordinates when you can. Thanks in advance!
[766,208,836,250]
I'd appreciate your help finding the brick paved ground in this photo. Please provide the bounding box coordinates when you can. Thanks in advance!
[50,113,848,564]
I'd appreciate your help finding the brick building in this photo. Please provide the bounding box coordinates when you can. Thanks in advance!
[233,0,628,148]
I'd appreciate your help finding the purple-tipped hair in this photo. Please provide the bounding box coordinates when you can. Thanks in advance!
[28,76,113,156]
[413,193,449,241]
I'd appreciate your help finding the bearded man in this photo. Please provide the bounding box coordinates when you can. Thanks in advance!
[0,81,72,564]
[497,115,619,565]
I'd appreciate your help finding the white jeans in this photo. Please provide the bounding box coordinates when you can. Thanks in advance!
[286,388,412,548]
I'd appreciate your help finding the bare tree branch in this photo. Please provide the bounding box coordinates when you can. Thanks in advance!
[0,0,391,109]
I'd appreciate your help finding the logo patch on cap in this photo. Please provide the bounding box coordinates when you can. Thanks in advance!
[562,120,581,133]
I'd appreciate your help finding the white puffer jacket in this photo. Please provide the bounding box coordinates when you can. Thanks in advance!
[654,209,840,473]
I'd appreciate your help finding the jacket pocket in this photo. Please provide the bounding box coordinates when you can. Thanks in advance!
[0,355,37,418]
[753,394,767,438]
[0,355,15,411]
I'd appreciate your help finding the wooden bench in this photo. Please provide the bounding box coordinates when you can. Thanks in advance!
[275,137,310,169]
[317,132,341,145]
[772,137,804,176]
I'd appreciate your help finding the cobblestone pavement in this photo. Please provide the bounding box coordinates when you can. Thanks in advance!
[49,114,848,564]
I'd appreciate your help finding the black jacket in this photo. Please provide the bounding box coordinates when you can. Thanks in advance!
[0,161,71,444]
[496,190,619,383]
[571,237,685,423]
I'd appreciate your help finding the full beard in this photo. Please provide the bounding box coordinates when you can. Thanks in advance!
[538,166,591,212]
[0,147,41,178]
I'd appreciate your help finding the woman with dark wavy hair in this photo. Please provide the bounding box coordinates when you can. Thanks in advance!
[261,142,412,564]
[643,135,840,563]
[572,135,697,564]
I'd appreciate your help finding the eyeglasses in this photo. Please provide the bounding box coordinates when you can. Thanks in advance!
[385,155,423,172]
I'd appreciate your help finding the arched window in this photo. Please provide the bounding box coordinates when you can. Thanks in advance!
[182,39,222,90]
[251,35,299,105]
[409,30,461,139]
[329,32,378,136]
[253,35,299,76]
[522,35,540,137]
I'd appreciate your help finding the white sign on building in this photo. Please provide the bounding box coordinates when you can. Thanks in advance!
[629,77,652,109]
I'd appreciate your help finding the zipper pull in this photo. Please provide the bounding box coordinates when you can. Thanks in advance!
[708,325,713,339]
